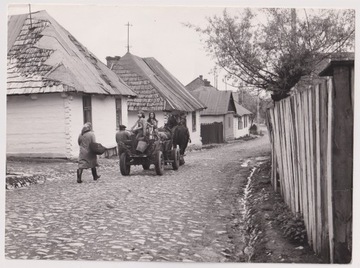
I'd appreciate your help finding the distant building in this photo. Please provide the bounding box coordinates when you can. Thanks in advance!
[186,75,252,144]
[106,53,206,145]
[7,11,136,158]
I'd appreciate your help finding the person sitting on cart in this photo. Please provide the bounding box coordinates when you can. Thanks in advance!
[130,110,147,150]
[131,110,147,139]
[116,124,133,155]
[147,112,158,139]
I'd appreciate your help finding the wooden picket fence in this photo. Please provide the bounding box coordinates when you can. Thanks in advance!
[266,59,353,263]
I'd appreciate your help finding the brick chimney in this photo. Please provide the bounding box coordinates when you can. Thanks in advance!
[106,56,121,69]
[199,75,203,80]
[204,79,211,86]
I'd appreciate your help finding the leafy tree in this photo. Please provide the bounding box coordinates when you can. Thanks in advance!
[188,8,355,101]
[235,89,272,124]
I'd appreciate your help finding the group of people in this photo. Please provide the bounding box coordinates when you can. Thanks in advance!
[77,110,185,183]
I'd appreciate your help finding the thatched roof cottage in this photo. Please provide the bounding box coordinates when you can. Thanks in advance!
[106,52,206,145]
[7,10,136,158]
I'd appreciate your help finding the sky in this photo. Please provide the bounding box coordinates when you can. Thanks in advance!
[2,1,360,268]
[5,1,358,92]
[7,2,235,91]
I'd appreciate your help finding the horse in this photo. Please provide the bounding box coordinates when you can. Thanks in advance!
[172,120,191,165]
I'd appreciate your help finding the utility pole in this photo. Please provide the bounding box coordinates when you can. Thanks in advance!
[291,9,296,49]
[125,22,132,53]
[213,68,218,89]
[256,95,260,124]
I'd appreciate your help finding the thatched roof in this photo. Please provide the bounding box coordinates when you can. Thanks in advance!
[190,85,236,116]
[108,52,206,112]
[7,10,136,97]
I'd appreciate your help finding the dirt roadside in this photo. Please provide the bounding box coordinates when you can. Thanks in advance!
[246,158,325,263]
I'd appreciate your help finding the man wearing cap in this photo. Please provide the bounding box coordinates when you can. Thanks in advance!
[116,124,133,155]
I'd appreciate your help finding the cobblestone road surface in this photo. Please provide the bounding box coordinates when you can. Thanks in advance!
[5,135,270,263]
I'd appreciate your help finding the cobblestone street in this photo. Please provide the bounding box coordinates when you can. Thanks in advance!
[5,135,270,263]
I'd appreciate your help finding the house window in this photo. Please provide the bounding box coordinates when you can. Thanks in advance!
[244,116,248,128]
[228,116,231,128]
[115,98,122,130]
[192,111,196,132]
[83,95,92,124]
[238,117,243,129]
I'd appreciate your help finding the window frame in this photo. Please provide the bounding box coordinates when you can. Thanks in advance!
[115,98,122,130]
[238,117,243,130]
[192,111,196,132]
[82,95,92,124]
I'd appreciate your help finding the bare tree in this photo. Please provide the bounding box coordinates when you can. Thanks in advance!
[187,8,355,101]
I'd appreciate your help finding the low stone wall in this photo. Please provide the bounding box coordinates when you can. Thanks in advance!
[6,173,46,190]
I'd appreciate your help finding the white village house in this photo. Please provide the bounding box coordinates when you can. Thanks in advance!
[186,76,252,144]
[7,11,136,158]
[233,101,252,138]
[106,53,206,145]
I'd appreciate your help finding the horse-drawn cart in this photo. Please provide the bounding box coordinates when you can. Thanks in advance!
[118,134,180,176]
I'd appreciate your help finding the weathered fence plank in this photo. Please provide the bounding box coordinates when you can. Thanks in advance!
[293,95,303,213]
[266,59,353,263]
[326,78,334,263]
[319,81,330,261]
[331,65,353,263]
[315,84,322,254]
[309,87,316,250]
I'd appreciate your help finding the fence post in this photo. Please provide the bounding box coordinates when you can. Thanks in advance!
[320,60,354,263]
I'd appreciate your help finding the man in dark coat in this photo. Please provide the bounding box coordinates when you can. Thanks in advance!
[116,125,133,155]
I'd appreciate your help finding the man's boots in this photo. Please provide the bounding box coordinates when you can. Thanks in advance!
[77,169,83,183]
[91,168,101,180]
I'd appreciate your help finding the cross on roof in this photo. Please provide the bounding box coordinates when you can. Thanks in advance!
[125,22,133,53]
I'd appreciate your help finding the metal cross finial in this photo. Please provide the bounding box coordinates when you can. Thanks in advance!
[28,4,33,29]
[125,22,133,53]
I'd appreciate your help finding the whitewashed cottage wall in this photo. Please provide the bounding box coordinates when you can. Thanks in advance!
[67,94,83,158]
[224,113,235,141]
[187,111,202,146]
[233,115,251,138]
[68,94,130,158]
[120,98,129,128]
[8,94,131,159]
[91,95,118,149]
[7,93,68,157]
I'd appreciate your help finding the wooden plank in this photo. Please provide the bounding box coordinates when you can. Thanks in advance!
[269,110,278,192]
[268,109,276,190]
[275,103,285,198]
[327,78,334,263]
[304,90,313,246]
[286,99,296,212]
[331,65,353,263]
[281,100,290,208]
[281,100,291,207]
[299,92,309,235]
[315,84,322,254]
[273,104,285,195]
[294,94,303,213]
[277,103,286,198]
[309,87,316,250]
[290,97,300,213]
[319,79,330,262]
